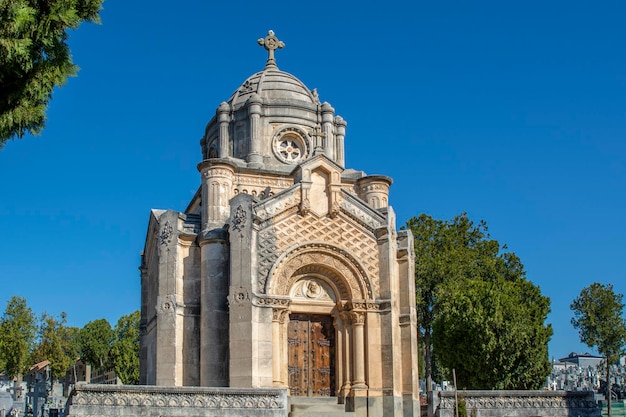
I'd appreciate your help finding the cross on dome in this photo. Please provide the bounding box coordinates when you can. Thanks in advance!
[257,30,285,67]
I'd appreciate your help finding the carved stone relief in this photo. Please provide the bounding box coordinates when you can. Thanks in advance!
[159,221,174,246]
[289,278,336,302]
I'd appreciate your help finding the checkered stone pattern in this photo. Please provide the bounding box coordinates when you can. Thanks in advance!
[257,212,379,295]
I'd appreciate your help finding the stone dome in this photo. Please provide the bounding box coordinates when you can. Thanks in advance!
[228,65,319,110]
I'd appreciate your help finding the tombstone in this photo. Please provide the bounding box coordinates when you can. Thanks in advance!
[0,391,13,416]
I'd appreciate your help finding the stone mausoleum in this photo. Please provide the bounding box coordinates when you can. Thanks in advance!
[138,31,420,416]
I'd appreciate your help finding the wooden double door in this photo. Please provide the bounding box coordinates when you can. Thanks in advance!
[288,313,335,397]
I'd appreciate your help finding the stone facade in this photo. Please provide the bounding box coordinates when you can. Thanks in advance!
[139,31,420,416]
[436,390,601,417]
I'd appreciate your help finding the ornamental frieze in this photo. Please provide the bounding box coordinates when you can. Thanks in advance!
[68,384,286,411]
[437,391,600,417]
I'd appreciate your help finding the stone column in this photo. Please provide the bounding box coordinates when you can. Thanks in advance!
[351,312,367,389]
[356,175,392,210]
[340,312,352,397]
[198,161,236,231]
[335,116,347,167]
[272,308,285,387]
[217,102,230,158]
[334,315,345,403]
[247,93,263,168]
[321,102,335,160]
[281,313,290,387]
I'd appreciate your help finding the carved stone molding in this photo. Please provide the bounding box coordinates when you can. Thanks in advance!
[159,221,174,246]
[232,205,247,232]
[272,308,289,323]
[290,278,336,302]
[350,311,366,325]
[67,383,287,415]
[254,192,300,223]
[227,287,250,306]
[253,296,290,308]
[156,295,178,316]
[437,390,600,417]
[299,198,311,216]
[203,167,235,179]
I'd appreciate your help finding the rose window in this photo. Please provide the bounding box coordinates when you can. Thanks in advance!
[273,130,308,164]
[277,139,302,161]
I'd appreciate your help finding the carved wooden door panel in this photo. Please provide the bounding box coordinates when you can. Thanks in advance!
[288,314,335,397]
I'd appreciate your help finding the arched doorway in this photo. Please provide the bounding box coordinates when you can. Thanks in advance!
[266,245,373,400]
[288,313,335,397]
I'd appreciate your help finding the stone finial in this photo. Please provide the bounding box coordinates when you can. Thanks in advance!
[257,30,284,67]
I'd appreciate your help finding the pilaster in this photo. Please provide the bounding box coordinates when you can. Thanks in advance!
[199,228,229,387]
[335,116,346,167]
[321,102,335,160]
[247,94,264,168]
[198,161,236,231]
[217,102,231,158]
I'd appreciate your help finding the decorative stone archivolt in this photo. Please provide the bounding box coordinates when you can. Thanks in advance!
[265,243,372,300]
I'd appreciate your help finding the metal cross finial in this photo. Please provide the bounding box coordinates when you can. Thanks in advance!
[258,30,285,67]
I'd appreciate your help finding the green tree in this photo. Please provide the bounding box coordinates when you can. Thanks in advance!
[0,296,37,380]
[31,312,78,379]
[406,213,552,390]
[110,310,140,384]
[571,283,626,417]
[433,274,552,389]
[0,0,104,146]
[406,213,492,394]
[78,318,115,369]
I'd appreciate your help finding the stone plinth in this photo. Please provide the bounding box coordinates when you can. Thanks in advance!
[66,383,287,417]
[436,390,600,417]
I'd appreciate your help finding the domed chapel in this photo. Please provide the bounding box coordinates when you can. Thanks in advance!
[139,31,420,416]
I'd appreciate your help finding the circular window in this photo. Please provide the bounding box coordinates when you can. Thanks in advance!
[272,128,309,164]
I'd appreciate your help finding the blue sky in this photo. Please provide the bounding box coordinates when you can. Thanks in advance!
[1,1,625,362]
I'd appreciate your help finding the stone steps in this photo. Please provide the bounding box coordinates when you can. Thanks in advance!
[289,397,352,417]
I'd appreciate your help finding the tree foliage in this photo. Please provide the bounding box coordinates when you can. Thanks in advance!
[0,0,103,145]
[31,312,79,379]
[571,283,626,417]
[434,274,552,389]
[78,318,115,369]
[111,310,140,384]
[406,213,552,390]
[0,296,37,378]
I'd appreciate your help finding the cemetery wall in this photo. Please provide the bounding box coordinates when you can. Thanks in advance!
[436,390,600,417]
[65,383,288,417]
